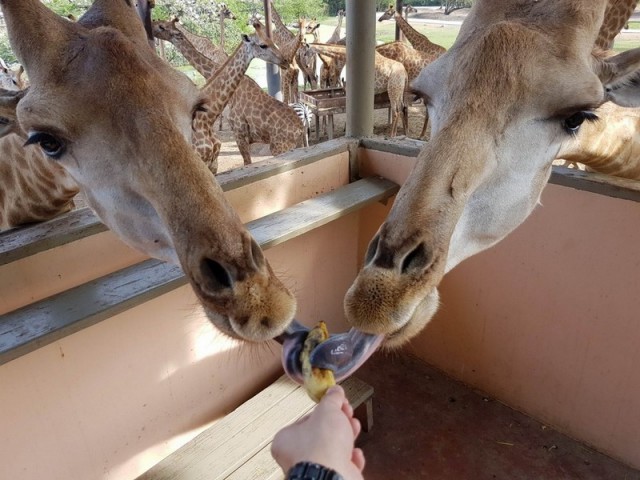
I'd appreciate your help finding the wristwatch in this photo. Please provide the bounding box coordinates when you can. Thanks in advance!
[286,461,345,480]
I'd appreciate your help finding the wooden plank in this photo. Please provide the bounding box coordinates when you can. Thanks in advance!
[139,376,373,480]
[359,137,640,204]
[549,166,640,203]
[225,377,373,480]
[0,177,399,365]
[0,259,184,365]
[139,376,313,480]
[0,138,357,267]
[248,176,399,250]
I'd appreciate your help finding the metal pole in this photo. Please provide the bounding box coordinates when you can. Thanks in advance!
[396,0,404,42]
[263,0,282,100]
[346,0,376,138]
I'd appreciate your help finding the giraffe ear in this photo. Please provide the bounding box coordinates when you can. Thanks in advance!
[597,47,640,107]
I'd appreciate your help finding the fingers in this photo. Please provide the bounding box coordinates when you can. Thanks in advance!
[341,398,354,418]
[352,448,366,472]
[350,417,361,439]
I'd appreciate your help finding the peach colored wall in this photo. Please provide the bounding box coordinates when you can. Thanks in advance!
[0,152,357,480]
[359,148,640,469]
[0,214,360,480]
[407,183,640,470]
[0,152,349,315]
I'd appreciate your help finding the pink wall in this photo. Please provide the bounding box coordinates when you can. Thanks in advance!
[0,217,360,480]
[0,153,359,479]
[407,183,640,469]
[359,148,640,469]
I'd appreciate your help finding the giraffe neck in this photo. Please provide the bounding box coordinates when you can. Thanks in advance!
[280,32,302,63]
[270,6,294,46]
[327,14,344,43]
[596,0,638,49]
[168,33,221,78]
[200,41,254,121]
[394,11,434,50]
[219,16,225,50]
[176,24,228,65]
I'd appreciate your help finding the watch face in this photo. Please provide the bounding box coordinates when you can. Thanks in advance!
[288,461,345,480]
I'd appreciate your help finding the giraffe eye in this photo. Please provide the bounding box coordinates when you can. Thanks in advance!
[24,132,66,159]
[562,111,598,135]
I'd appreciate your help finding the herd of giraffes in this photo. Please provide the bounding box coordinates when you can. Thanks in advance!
[3,2,640,232]
[1,0,640,355]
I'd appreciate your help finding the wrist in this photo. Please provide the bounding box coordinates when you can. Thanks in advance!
[286,461,345,480]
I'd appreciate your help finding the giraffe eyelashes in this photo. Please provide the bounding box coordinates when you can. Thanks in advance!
[562,111,599,136]
[24,132,67,159]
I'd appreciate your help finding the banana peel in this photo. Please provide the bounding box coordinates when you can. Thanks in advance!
[301,321,336,402]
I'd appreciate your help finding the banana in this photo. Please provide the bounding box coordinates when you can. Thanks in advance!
[300,321,336,402]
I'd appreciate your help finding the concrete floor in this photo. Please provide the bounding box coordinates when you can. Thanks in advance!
[354,351,640,480]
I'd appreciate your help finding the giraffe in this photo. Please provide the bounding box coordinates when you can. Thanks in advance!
[267,4,304,104]
[153,18,304,166]
[2,0,298,344]
[317,9,348,89]
[341,0,640,350]
[215,3,236,51]
[0,58,26,90]
[326,10,345,44]
[378,4,447,57]
[554,101,640,179]
[399,5,418,43]
[310,44,408,137]
[0,87,79,230]
[596,0,638,48]
[376,40,446,137]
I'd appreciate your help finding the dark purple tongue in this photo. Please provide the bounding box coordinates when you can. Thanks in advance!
[276,320,383,384]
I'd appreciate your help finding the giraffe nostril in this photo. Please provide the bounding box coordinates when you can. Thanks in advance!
[401,243,433,275]
[199,257,233,293]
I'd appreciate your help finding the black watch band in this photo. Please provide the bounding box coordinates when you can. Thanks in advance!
[286,461,345,480]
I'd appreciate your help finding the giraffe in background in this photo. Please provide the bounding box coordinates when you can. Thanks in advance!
[0,84,78,230]
[2,0,298,342]
[596,0,638,48]
[216,3,236,51]
[378,5,446,57]
[267,4,305,104]
[311,44,408,136]
[153,19,304,167]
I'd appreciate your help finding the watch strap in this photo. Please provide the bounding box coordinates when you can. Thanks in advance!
[286,461,345,480]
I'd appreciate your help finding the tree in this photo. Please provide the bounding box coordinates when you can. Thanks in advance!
[441,0,473,15]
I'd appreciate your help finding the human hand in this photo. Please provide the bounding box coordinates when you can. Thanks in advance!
[271,385,366,480]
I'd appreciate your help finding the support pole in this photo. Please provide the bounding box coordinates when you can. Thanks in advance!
[346,0,376,138]
[263,0,282,100]
[396,0,404,42]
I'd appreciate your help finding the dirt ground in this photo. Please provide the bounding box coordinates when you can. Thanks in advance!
[216,102,429,173]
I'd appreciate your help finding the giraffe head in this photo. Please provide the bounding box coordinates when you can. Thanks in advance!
[217,3,236,21]
[2,0,297,343]
[404,6,418,16]
[346,0,640,347]
[152,16,184,43]
[244,22,290,69]
[378,5,396,22]
[0,59,25,91]
[0,88,25,137]
[305,18,320,35]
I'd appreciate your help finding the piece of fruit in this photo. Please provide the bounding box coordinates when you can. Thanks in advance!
[300,321,336,402]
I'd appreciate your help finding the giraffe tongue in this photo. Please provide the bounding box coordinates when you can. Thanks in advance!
[276,320,383,384]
